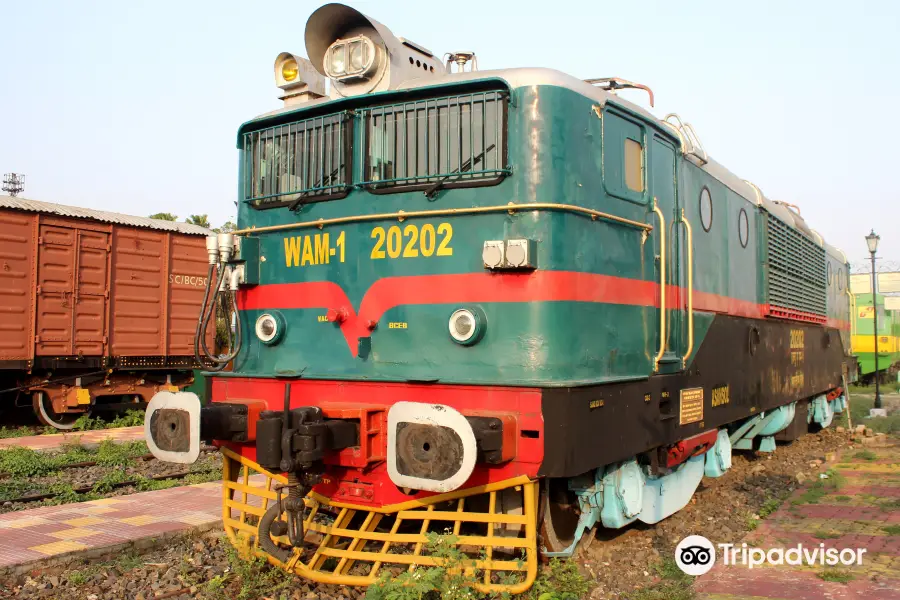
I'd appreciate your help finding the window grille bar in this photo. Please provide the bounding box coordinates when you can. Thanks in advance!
[243,112,350,206]
[359,90,509,189]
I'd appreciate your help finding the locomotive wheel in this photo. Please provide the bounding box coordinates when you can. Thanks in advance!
[32,392,84,430]
[538,478,581,555]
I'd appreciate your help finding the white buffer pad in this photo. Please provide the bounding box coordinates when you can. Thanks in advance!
[387,402,478,493]
[145,391,201,464]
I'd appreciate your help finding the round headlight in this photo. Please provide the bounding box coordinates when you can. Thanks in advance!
[328,45,346,76]
[448,308,485,345]
[349,41,366,71]
[281,58,299,82]
[255,312,285,345]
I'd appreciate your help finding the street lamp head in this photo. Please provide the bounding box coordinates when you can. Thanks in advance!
[866,229,880,255]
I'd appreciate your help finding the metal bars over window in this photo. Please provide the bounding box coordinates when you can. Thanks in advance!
[243,113,351,207]
[766,212,827,322]
[360,91,509,191]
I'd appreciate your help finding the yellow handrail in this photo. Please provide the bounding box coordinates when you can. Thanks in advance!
[846,287,855,337]
[652,198,666,372]
[232,201,653,236]
[679,208,694,368]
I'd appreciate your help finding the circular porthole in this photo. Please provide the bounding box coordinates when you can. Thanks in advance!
[738,208,749,248]
[699,188,713,232]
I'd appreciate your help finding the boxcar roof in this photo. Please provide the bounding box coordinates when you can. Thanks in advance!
[0,195,212,235]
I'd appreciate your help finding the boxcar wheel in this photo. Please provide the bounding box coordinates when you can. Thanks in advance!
[539,478,581,555]
[33,392,83,430]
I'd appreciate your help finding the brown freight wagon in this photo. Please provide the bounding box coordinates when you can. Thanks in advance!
[0,195,214,429]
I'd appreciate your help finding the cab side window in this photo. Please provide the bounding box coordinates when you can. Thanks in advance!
[603,110,645,203]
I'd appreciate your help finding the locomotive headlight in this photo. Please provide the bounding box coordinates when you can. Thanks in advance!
[255,312,285,345]
[281,57,299,82]
[324,35,377,80]
[348,39,366,71]
[448,308,486,345]
[328,44,347,76]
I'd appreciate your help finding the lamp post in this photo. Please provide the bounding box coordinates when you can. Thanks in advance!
[865,229,882,409]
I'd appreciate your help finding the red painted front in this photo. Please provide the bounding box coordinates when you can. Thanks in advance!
[211,377,544,507]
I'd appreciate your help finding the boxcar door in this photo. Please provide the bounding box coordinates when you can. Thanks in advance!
[650,134,683,370]
[72,229,110,357]
[35,224,76,356]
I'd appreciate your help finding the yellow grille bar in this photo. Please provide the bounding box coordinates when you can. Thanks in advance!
[219,447,539,594]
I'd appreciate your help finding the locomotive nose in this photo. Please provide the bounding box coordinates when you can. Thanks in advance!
[145,391,202,464]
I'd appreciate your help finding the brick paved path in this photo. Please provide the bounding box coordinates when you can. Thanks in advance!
[0,482,223,570]
[696,439,900,600]
[0,471,270,573]
[0,426,144,451]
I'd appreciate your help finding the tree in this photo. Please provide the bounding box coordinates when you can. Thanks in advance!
[149,212,178,221]
[214,220,237,234]
[185,214,211,228]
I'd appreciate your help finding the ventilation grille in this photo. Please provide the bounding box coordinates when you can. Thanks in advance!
[766,212,826,322]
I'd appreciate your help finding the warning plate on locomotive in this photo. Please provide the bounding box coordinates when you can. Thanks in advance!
[679,388,704,425]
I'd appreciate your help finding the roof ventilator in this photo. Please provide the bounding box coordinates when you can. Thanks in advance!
[663,114,708,165]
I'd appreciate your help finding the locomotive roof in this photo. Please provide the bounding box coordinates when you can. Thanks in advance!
[0,195,212,236]
[247,66,833,254]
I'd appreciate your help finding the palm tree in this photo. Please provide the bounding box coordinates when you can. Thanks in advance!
[185,214,211,228]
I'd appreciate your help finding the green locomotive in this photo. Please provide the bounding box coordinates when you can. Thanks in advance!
[145,3,854,593]
[852,292,900,380]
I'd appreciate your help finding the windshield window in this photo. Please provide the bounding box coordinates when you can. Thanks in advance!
[361,90,507,191]
[242,113,350,207]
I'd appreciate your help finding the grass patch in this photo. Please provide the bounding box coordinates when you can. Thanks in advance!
[840,394,900,435]
[745,513,759,531]
[624,558,694,600]
[0,440,148,478]
[93,439,148,466]
[813,530,842,540]
[833,495,851,503]
[852,450,878,461]
[364,535,591,600]
[878,498,900,510]
[817,569,855,584]
[882,525,900,536]
[0,440,159,504]
[792,470,846,505]
[203,538,294,600]
[73,409,145,431]
[527,558,592,600]
[0,426,34,439]
[758,497,784,518]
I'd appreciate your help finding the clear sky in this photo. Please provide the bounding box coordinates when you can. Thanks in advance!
[1,0,898,266]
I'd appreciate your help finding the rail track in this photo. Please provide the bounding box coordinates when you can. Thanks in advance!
[5,469,201,506]
[0,445,221,511]
[0,453,156,480]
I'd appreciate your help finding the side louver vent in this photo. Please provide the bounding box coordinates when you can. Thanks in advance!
[765,212,826,323]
